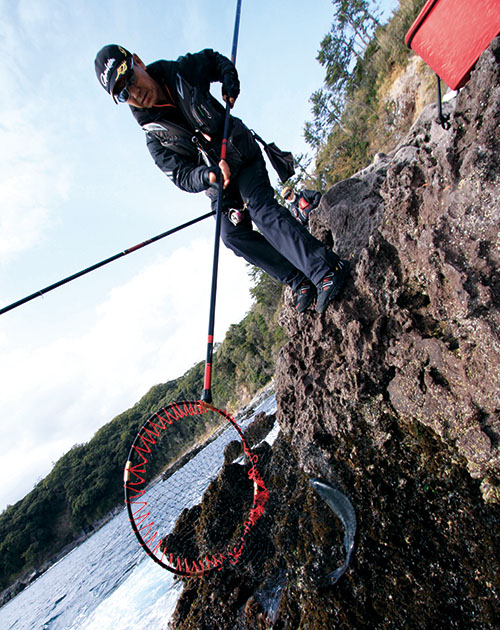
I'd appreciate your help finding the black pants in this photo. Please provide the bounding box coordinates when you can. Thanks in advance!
[210,154,339,291]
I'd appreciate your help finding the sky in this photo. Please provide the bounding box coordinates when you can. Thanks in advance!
[0,0,398,512]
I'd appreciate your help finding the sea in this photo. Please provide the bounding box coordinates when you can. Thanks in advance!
[0,390,277,630]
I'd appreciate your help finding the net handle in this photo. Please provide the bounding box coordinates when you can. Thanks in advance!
[201,0,243,403]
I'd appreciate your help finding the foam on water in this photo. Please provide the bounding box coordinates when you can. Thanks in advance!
[75,560,183,630]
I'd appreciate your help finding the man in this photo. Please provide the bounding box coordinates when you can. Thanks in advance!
[94,45,350,313]
[282,186,321,227]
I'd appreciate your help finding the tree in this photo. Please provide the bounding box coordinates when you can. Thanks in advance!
[305,0,398,156]
[333,0,383,49]
[305,88,350,148]
[305,2,380,149]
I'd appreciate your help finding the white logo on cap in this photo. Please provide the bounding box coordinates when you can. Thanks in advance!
[100,57,115,88]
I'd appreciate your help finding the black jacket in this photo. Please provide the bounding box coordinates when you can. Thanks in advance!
[130,49,259,193]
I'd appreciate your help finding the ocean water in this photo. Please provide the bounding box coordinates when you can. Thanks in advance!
[0,393,277,630]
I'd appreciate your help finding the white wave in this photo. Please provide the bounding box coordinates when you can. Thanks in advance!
[74,559,183,630]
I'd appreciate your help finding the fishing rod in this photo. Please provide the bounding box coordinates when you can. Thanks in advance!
[201,0,242,403]
[122,2,271,576]
[0,210,215,316]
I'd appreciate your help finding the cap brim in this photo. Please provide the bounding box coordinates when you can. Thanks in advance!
[110,58,134,104]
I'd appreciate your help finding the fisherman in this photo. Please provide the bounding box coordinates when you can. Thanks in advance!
[282,186,321,227]
[94,45,350,313]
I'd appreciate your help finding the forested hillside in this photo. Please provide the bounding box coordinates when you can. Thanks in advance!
[0,268,284,594]
[289,0,432,193]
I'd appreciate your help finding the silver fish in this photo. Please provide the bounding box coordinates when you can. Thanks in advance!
[310,478,357,584]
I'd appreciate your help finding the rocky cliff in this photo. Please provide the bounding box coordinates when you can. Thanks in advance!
[168,39,500,629]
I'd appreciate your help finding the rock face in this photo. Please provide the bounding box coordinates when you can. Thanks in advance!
[275,37,500,626]
[169,40,500,629]
[279,37,500,501]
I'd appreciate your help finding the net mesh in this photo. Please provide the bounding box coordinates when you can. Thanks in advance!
[124,401,269,576]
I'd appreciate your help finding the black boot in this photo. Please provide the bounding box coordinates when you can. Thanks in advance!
[295,280,316,313]
[315,260,350,313]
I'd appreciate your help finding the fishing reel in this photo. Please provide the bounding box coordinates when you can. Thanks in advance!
[228,202,248,226]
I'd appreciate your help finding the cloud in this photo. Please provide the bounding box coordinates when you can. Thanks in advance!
[0,107,72,263]
[0,1,72,265]
[0,0,257,513]
[0,237,252,510]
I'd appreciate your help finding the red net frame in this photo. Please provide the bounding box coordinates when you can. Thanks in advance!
[124,400,269,577]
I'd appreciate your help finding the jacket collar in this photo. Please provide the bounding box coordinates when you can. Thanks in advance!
[129,59,178,126]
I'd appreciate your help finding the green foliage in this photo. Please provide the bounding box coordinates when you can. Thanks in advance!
[305,0,427,188]
[305,0,379,149]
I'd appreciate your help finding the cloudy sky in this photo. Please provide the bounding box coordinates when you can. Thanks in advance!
[0,0,397,512]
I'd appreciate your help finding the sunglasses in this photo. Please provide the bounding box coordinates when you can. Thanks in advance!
[113,69,136,104]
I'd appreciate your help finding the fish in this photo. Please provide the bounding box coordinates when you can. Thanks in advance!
[310,478,357,584]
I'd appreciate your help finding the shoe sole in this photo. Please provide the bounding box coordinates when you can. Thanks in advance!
[315,260,350,313]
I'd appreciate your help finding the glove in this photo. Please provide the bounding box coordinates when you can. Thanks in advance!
[204,160,231,190]
[203,166,219,188]
[222,73,240,104]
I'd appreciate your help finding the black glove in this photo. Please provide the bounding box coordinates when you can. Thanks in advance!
[222,73,240,103]
[202,166,221,189]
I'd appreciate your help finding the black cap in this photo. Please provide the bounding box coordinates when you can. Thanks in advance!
[95,44,133,97]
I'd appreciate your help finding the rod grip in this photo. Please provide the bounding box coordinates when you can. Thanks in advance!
[201,389,213,403]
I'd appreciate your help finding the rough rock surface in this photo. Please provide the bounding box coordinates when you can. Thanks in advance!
[287,37,500,501]
[169,40,500,629]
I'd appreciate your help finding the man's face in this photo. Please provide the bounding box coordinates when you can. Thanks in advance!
[113,54,164,108]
